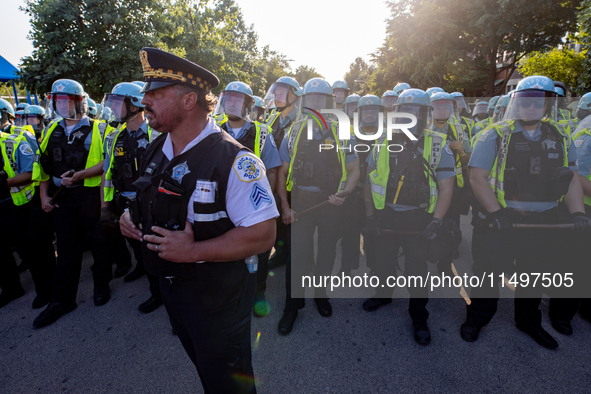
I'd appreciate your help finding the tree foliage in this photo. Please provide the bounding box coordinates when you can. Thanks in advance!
[343,57,375,96]
[19,0,162,99]
[518,48,586,94]
[372,0,581,96]
[578,0,591,92]
[18,0,316,100]
[292,65,323,87]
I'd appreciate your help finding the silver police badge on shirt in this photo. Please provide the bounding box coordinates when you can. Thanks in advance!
[68,130,84,144]
[543,138,557,150]
[137,138,149,149]
[171,161,191,183]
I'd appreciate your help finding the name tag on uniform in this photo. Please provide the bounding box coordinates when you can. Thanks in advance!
[194,180,216,203]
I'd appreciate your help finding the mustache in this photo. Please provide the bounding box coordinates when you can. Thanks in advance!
[144,106,154,114]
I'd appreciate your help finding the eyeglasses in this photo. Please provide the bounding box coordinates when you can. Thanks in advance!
[517,98,545,109]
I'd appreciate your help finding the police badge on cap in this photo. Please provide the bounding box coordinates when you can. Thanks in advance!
[138,47,220,93]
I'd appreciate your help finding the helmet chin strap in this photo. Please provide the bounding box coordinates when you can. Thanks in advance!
[520,119,541,126]
[276,94,298,112]
[122,100,141,122]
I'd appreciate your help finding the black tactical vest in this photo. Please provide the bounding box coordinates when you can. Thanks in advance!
[221,122,257,152]
[135,131,252,312]
[292,124,342,192]
[384,136,430,208]
[504,124,565,202]
[270,113,292,149]
[44,121,93,179]
[111,129,150,192]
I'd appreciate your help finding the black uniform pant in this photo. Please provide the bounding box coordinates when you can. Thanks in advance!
[272,192,290,262]
[0,197,56,297]
[127,237,160,299]
[160,274,256,394]
[373,209,432,325]
[285,192,342,310]
[466,208,570,328]
[50,187,110,303]
[340,188,366,272]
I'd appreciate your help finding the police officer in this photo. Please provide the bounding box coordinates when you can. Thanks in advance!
[487,95,500,118]
[575,92,591,124]
[86,97,98,119]
[554,81,571,121]
[344,94,362,120]
[0,106,55,309]
[362,89,456,345]
[430,92,471,273]
[381,91,398,115]
[119,47,277,393]
[277,77,360,335]
[33,79,111,328]
[214,81,282,317]
[426,87,445,97]
[470,100,491,146]
[332,80,349,109]
[451,92,475,138]
[100,82,163,313]
[491,94,510,124]
[263,76,302,268]
[460,75,591,349]
[253,95,265,122]
[23,105,47,140]
[393,82,411,95]
[341,95,382,273]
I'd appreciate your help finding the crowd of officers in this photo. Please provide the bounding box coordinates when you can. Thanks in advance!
[2,71,591,355]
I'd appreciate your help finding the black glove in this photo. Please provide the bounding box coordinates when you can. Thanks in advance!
[488,208,512,231]
[100,207,119,229]
[572,212,591,230]
[422,218,442,241]
[365,215,381,238]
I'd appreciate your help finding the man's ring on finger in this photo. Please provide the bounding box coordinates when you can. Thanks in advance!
[155,244,159,252]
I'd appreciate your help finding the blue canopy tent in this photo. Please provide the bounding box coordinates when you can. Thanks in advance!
[0,55,38,106]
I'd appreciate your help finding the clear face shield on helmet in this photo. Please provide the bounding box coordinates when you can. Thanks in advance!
[301,93,334,111]
[25,114,43,133]
[214,91,254,121]
[504,91,557,124]
[381,96,398,113]
[357,105,383,133]
[334,88,348,105]
[453,96,470,117]
[99,94,142,125]
[431,99,456,124]
[14,113,24,126]
[393,104,432,137]
[472,102,489,121]
[344,101,358,119]
[46,93,85,120]
[264,83,297,112]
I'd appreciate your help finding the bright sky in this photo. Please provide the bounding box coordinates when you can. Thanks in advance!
[2,0,389,84]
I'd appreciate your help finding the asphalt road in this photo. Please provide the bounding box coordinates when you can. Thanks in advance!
[2,214,591,393]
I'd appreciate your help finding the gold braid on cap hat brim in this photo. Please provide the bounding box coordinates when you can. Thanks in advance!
[143,68,211,91]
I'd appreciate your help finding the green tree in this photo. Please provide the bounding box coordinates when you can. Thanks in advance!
[518,48,586,93]
[578,0,591,92]
[343,57,375,96]
[19,0,163,99]
[293,65,323,86]
[374,0,581,95]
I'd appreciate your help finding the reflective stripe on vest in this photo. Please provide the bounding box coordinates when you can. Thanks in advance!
[369,130,446,213]
[449,122,464,188]
[37,118,104,186]
[1,133,35,206]
[286,119,348,192]
[573,127,591,206]
[486,119,569,208]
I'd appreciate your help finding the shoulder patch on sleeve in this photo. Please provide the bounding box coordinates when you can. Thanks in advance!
[478,129,492,142]
[233,153,263,182]
[250,183,272,210]
[575,139,584,148]
[19,143,34,156]
[444,144,453,155]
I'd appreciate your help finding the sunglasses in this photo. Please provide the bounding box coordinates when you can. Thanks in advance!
[517,99,545,109]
